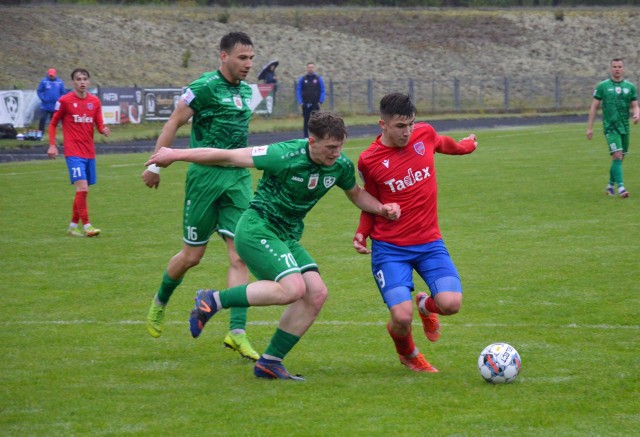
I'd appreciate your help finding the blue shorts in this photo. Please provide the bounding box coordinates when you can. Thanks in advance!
[65,156,97,185]
[371,238,462,308]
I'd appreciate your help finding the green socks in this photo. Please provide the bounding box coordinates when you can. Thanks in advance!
[264,328,301,360]
[229,307,248,331]
[611,159,624,188]
[156,271,183,304]
[219,284,250,308]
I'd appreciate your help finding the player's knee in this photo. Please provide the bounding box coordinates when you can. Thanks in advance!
[438,298,461,315]
[280,275,306,303]
[179,250,204,269]
[308,285,328,311]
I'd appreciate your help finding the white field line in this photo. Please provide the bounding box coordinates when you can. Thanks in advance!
[6,319,640,330]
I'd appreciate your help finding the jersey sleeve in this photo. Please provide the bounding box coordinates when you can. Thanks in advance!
[434,134,476,155]
[184,74,211,113]
[337,154,356,191]
[252,140,300,172]
[593,82,604,100]
[94,99,106,133]
[48,99,64,144]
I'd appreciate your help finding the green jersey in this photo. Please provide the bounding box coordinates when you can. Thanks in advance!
[249,139,357,240]
[179,70,254,245]
[184,70,253,150]
[593,78,638,135]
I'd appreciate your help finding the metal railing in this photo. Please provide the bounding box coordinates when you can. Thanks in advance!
[271,74,640,116]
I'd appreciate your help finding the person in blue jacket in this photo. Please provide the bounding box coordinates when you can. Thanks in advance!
[296,62,325,138]
[37,68,66,136]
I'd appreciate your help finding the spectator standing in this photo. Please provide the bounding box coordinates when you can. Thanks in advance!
[587,58,640,198]
[37,68,66,139]
[296,62,325,138]
[48,68,111,237]
[258,61,278,107]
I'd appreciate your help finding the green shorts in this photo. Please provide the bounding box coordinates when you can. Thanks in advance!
[182,164,252,246]
[234,208,318,282]
[604,132,630,155]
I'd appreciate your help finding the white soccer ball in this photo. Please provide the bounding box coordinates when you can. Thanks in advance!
[478,343,521,384]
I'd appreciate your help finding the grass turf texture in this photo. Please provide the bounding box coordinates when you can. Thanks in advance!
[1,122,638,435]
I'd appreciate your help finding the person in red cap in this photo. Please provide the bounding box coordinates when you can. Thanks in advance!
[36,68,66,138]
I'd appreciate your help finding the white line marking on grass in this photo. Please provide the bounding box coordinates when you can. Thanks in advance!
[9,320,640,330]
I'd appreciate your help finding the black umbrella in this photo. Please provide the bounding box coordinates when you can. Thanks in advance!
[258,60,279,81]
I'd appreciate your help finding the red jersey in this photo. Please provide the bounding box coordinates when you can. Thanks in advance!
[357,123,476,246]
[49,92,105,158]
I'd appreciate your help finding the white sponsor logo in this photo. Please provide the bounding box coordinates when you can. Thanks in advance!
[183,88,195,105]
[252,145,268,156]
[382,159,390,168]
[291,176,304,182]
[323,176,336,188]
[72,115,94,123]
[383,166,431,192]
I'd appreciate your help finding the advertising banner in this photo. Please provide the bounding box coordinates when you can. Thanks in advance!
[143,88,184,121]
[0,90,40,128]
[98,87,143,124]
[251,84,275,115]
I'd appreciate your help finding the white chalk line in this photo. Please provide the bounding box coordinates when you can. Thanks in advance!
[4,320,639,330]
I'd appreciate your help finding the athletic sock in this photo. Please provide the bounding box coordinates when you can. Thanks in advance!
[424,295,445,315]
[387,322,416,356]
[263,328,300,360]
[229,307,248,331]
[75,191,89,225]
[156,270,183,304]
[71,192,83,223]
[219,284,250,308]
[611,159,624,189]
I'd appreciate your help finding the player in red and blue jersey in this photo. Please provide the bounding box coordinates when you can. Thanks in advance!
[354,93,477,373]
[48,68,110,237]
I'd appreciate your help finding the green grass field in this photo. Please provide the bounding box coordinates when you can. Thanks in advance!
[1,122,638,436]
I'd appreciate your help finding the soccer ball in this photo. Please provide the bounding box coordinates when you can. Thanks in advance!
[478,343,521,384]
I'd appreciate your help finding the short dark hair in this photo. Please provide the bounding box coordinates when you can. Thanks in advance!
[611,58,624,64]
[380,93,416,119]
[71,68,90,80]
[220,32,253,53]
[308,111,347,141]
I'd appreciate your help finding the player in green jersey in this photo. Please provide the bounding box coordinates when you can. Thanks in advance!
[587,58,640,198]
[145,112,401,380]
[141,32,260,361]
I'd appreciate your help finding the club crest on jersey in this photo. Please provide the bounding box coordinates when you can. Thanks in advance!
[233,95,243,109]
[413,141,425,156]
[615,87,622,94]
[308,174,319,189]
[323,176,336,188]
[88,103,94,110]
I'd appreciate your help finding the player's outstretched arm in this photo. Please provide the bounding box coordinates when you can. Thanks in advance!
[146,146,255,169]
[343,184,400,220]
